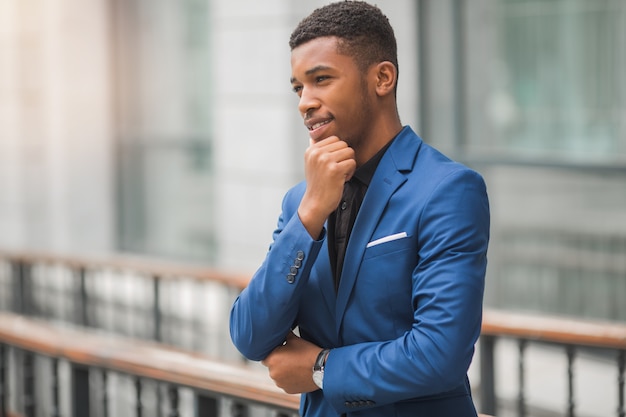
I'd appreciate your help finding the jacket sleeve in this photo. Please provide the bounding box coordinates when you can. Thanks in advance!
[229,184,325,361]
[322,169,490,413]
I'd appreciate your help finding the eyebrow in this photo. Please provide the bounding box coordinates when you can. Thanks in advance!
[290,65,333,84]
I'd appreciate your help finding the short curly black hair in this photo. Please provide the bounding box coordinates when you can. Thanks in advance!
[289,1,398,76]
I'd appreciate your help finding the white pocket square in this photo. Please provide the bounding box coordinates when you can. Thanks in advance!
[366,232,408,248]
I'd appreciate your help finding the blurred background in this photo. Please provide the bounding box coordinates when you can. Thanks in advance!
[2,0,625,319]
[0,1,625,416]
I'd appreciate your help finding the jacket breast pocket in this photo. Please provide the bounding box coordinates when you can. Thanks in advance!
[363,233,413,260]
[355,233,418,336]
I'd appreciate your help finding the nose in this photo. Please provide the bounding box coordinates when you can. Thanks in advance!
[298,87,320,117]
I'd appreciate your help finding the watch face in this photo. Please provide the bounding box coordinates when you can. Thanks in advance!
[313,370,324,389]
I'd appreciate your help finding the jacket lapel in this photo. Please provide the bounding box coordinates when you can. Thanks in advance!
[315,235,337,316]
[334,127,421,333]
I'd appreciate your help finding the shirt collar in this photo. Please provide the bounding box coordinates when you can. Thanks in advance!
[352,139,395,186]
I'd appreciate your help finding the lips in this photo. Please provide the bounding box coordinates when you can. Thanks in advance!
[305,117,334,141]
[306,117,332,130]
[310,119,332,130]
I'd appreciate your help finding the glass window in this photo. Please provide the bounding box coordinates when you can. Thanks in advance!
[111,0,215,261]
[468,0,626,159]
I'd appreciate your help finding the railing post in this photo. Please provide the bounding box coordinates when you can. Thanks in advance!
[153,276,163,417]
[566,345,575,417]
[23,350,35,417]
[76,267,89,327]
[0,344,7,417]
[618,349,625,417]
[102,371,109,417]
[195,393,218,417]
[153,276,162,342]
[135,377,143,417]
[231,402,249,417]
[12,261,33,315]
[72,364,90,417]
[51,358,61,417]
[517,339,527,417]
[479,335,496,415]
[168,385,179,417]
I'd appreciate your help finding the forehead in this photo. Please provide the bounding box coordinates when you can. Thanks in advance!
[290,36,356,75]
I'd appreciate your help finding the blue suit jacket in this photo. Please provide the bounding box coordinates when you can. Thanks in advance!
[230,126,490,417]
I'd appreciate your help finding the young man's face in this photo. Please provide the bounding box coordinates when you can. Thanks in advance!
[290,36,375,148]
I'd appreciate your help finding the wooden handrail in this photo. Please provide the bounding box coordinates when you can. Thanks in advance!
[0,249,251,290]
[0,312,299,411]
[2,248,626,350]
[482,309,626,349]
[0,312,502,416]
[2,249,625,417]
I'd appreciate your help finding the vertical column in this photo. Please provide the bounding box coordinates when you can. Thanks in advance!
[0,0,23,248]
[72,365,90,417]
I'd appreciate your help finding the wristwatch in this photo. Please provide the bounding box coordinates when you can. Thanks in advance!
[312,348,330,389]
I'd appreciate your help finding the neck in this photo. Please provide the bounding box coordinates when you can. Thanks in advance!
[354,115,402,167]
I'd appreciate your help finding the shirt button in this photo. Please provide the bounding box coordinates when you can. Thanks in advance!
[286,273,295,283]
[290,266,298,274]
[296,251,305,261]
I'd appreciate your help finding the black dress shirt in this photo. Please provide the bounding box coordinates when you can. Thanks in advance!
[327,140,393,291]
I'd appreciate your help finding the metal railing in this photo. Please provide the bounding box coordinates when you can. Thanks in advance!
[1,249,625,417]
[0,311,299,417]
[480,310,626,417]
[0,250,249,359]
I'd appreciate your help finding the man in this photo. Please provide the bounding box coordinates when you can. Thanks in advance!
[230,2,490,416]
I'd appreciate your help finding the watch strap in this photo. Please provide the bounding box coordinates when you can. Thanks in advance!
[313,348,330,371]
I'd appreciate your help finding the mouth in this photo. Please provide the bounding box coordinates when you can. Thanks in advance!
[308,119,332,131]
[305,117,334,141]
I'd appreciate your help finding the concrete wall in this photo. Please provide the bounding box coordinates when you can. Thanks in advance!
[0,0,115,253]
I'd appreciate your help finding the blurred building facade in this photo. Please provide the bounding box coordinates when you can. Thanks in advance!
[1,0,625,320]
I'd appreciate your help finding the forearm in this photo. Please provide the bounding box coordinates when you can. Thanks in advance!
[229,213,324,361]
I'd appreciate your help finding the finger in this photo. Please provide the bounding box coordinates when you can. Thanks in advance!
[309,136,345,151]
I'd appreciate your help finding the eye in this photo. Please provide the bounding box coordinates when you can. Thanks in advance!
[292,84,303,94]
[315,75,330,83]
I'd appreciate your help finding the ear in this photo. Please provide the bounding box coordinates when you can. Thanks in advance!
[373,61,397,97]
